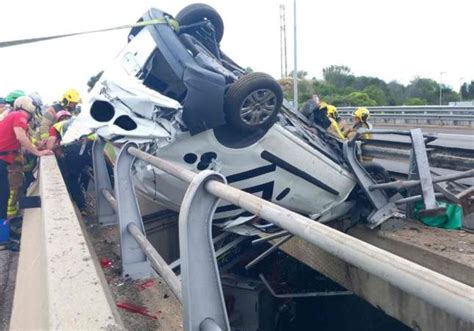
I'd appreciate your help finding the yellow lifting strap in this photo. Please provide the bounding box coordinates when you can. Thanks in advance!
[0,18,179,49]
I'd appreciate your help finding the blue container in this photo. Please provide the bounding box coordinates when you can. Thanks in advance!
[0,219,10,243]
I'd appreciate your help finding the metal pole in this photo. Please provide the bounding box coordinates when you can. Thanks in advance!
[127,147,474,322]
[128,147,196,183]
[439,71,445,105]
[245,234,293,270]
[279,4,284,79]
[204,179,474,322]
[292,0,298,109]
[127,223,182,302]
[252,230,289,245]
[259,274,352,298]
[200,319,223,331]
[370,168,474,191]
[102,189,118,212]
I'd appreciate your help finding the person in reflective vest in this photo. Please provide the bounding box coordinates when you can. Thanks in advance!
[39,88,81,141]
[301,95,347,140]
[47,116,93,216]
[344,107,373,140]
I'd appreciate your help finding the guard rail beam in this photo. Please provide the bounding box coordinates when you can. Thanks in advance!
[337,106,474,127]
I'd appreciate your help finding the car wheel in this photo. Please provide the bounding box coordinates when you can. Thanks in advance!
[224,73,283,132]
[176,3,224,43]
[362,161,397,197]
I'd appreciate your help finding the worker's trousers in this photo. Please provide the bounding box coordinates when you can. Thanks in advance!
[0,160,10,219]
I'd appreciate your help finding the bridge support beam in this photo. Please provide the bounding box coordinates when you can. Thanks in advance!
[269,224,474,331]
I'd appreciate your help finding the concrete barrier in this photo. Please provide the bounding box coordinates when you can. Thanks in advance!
[10,155,123,330]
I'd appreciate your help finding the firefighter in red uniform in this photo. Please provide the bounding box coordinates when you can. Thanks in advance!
[0,96,52,242]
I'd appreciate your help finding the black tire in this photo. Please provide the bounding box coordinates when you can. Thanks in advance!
[224,72,283,132]
[176,3,224,43]
[363,162,391,184]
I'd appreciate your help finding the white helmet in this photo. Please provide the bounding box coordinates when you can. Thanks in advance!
[13,96,36,114]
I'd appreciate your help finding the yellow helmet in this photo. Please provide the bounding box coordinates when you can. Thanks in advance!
[326,104,338,119]
[353,107,370,122]
[61,89,81,107]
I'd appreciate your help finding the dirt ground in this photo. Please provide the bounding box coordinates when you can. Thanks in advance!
[382,221,474,266]
[82,197,183,330]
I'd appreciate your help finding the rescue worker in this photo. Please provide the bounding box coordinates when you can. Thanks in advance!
[301,95,347,139]
[39,89,81,141]
[300,94,321,122]
[21,92,45,192]
[352,107,373,130]
[4,90,25,107]
[46,111,73,150]
[324,104,347,140]
[0,96,52,224]
[47,116,92,216]
[3,91,33,218]
[343,107,373,139]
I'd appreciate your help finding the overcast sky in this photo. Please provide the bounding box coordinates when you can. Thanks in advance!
[1,0,472,103]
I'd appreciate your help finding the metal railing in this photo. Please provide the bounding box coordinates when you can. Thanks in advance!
[338,106,474,126]
[91,138,474,331]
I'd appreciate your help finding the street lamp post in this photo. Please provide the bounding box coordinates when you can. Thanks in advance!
[292,0,298,110]
[439,71,445,105]
[459,77,465,102]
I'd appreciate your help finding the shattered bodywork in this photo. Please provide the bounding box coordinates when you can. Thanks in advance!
[65,4,363,225]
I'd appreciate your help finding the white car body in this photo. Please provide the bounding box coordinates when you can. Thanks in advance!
[65,23,357,222]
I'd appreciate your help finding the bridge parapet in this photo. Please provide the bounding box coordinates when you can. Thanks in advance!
[10,155,123,330]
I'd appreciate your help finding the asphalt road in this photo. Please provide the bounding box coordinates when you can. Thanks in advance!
[0,250,18,330]
[375,124,474,136]
[371,132,474,150]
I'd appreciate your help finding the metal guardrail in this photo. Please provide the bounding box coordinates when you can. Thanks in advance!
[92,138,474,331]
[338,106,474,126]
[338,106,474,115]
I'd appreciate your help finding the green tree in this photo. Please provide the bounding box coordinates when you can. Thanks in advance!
[386,81,405,105]
[441,87,460,104]
[404,97,427,105]
[289,70,309,79]
[460,81,474,100]
[322,65,354,88]
[298,79,314,104]
[344,92,376,106]
[352,76,387,91]
[327,92,376,107]
[312,80,337,99]
[363,85,387,105]
[405,77,439,104]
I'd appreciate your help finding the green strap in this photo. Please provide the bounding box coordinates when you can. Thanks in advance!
[0,18,179,49]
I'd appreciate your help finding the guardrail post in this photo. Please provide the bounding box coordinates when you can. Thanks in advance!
[93,137,117,226]
[342,140,398,228]
[115,142,152,279]
[409,129,444,216]
[179,170,230,331]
